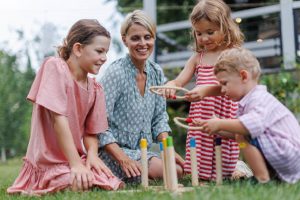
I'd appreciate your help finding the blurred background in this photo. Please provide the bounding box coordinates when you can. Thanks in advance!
[1,0,300,161]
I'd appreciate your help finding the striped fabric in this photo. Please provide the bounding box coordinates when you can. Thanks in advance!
[184,53,239,180]
[238,85,300,183]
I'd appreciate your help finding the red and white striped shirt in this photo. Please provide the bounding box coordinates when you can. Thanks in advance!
[184,53,239,180]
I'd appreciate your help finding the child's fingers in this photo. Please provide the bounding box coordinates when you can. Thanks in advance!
[70,172,76,186]
[71,177,77,191]
[82,174,89,191]
[192,119,204,125]
[76,174,83,191]
[87,172,94,188]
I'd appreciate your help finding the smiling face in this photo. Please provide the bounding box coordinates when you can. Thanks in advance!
[122,23,155,67]
[193,19,225,52]
[77,35,110,75]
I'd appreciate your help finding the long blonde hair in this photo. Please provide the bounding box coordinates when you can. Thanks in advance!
[190,0,244,52]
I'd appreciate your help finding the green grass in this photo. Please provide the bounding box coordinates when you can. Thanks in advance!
[1,158,300,200]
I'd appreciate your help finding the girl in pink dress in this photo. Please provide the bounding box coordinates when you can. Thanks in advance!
[7,19,123,196]
[163,0,245,180]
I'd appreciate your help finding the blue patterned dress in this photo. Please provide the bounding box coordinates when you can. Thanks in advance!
[98,54,171,180]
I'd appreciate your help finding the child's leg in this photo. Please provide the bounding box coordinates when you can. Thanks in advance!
[236,135,270,183]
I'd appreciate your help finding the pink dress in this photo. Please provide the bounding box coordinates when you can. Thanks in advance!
[7,57,123,196]
[184,53,240,180]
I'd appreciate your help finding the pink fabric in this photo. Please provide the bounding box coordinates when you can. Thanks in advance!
[7,57,123,195]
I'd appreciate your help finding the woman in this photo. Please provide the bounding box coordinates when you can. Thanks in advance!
[98,10,184,182]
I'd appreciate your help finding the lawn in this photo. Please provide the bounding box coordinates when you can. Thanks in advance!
[1,158,300,200]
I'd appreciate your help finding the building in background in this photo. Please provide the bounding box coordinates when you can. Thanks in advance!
[145,0,299,76]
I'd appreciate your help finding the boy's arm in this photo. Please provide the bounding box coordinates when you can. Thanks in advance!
[193,118,249,136]
[216,130,236,139]
[216,119,249,135]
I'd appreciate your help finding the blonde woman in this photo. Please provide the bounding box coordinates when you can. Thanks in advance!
[98,10,184,183]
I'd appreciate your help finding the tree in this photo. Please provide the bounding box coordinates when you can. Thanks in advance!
[0,51,35,162]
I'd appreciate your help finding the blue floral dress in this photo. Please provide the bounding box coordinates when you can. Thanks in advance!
[98,54,171,180]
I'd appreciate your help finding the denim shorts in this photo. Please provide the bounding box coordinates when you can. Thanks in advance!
[249,138,278,179]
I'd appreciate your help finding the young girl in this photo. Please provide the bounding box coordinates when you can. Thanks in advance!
[193,47,300,184]
[7,19,123,196]
[163,0,244,180]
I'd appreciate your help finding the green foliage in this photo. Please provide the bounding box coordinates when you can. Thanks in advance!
[260,68,300,119]
[0,51,35,157]
[166,101,190,156]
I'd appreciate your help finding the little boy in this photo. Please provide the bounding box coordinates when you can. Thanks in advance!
[192,47,300,183]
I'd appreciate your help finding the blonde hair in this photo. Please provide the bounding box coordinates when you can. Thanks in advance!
[215,47,261,80]
[190,0,244,52]
[57,19,110,60]
[120,10,156,38]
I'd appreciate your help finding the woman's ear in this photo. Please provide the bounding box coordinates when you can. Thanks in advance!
[72,42,82,58]
[122,35,128,47]
[240,70,249,82]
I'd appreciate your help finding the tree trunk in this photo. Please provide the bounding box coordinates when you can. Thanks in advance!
[1,147,6,162]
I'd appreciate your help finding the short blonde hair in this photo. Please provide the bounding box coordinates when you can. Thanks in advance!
[120,10,156,38]
[215,47,261,80]
[190,0,244,52]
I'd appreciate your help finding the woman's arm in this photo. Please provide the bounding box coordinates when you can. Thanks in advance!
[51,112,93,191]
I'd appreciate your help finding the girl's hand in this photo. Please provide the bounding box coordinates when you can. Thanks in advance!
[86,153,114,178]
[70,163,94,191]
[119,156,141,178]
[185,86,207,102]
[160,81,177,99]
[192,119,220,135]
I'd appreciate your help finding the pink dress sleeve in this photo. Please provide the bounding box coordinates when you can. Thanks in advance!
[85,80,108,134]
[27,57,68,116]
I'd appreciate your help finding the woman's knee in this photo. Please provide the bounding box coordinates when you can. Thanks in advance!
[176,164,184,178]
[148,157,163,179]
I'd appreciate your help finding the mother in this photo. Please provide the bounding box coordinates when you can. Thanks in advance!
[98,10,184,182]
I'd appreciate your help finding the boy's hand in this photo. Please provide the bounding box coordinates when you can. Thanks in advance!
[192,118,220,135]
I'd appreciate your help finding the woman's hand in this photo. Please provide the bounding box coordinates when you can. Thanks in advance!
[86,153,114,178]
[119,156,142,178]
[70,163,94,191]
